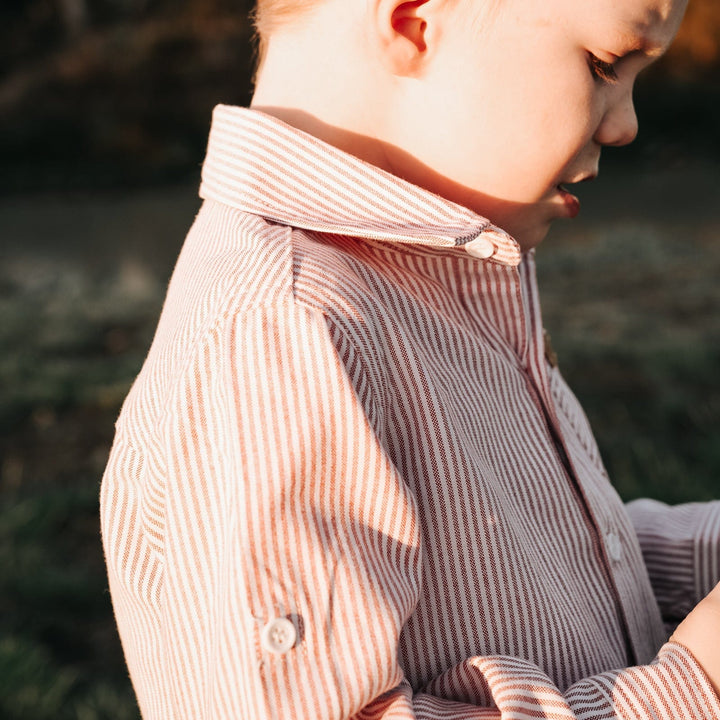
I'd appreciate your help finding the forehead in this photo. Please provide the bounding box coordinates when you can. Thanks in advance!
[567,0,688,53]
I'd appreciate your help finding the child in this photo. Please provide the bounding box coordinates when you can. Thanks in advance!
[101,0,720,717]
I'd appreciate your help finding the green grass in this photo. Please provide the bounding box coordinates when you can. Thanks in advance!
[539,220,720,504]
[0,488,140,720]
[0,258,153,720]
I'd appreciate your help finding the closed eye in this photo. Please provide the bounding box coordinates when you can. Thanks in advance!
[588,53,619,84]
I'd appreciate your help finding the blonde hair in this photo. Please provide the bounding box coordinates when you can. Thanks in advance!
[252,0,319,74]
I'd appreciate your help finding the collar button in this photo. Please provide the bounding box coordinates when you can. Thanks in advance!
[465,236,496,260]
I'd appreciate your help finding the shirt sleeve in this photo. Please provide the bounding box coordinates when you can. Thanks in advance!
[626,498,720,626]
[102,299,720,719]
[358,643,720,720]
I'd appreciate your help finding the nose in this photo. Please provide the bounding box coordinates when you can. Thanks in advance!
[594,87,639,148]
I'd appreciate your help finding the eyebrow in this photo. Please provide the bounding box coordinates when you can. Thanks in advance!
[618,13,673,59]
[622,45,665,60]
[614,30,666,60]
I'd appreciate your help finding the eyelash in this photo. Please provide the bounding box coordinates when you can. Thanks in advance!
[588,53,619,84]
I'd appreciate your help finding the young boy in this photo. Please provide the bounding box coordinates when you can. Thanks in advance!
[101,0,720,717]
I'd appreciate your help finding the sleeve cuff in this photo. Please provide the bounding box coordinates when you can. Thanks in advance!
[626,498,698,620]
[566,642,720,719]
[695,501,720,599]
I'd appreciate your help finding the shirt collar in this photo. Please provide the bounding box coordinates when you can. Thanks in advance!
[199,105,522,267]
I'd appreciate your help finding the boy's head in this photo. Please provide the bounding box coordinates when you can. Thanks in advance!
[251,0,688,250]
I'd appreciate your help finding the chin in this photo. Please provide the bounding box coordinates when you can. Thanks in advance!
[489,206,553,253]
[510,223,551,253]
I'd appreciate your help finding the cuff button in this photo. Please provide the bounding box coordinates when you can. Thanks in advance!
[261,617,297,654]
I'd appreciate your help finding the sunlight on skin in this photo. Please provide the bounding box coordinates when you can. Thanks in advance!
[672,583,720,696]
[253,0,688,250]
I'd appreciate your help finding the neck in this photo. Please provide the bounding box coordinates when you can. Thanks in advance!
[251,26,398,171]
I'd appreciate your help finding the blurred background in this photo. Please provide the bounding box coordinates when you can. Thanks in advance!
[0,1,718,718]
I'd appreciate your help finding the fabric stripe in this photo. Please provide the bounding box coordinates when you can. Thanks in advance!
[100,106,720,719]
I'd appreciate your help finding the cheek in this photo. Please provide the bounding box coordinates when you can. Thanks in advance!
[531,74,600,161]
[554,65,604,137]
[486,69,590,167]
[422,50,599,197]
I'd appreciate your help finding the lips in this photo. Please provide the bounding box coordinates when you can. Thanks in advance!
[555,173,596,219]
[557,185,581,218]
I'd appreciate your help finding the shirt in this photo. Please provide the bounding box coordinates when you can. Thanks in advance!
[100,105,720,719]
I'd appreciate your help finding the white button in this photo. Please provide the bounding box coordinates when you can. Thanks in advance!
[261,617,297,654]
[605,531,623,563]
[465,236,495,260]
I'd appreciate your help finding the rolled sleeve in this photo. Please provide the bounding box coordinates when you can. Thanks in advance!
[626,498,720,624]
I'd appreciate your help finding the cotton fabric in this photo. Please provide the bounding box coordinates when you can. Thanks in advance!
[101,105,720,719]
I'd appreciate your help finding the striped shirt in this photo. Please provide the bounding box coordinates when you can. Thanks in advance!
[101,105,720,719]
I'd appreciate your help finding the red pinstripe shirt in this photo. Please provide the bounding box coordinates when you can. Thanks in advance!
[101,105,720,719]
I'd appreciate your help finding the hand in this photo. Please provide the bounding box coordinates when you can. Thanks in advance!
[670,582,720,696]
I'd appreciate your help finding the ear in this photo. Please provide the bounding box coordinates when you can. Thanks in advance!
[373,0,434,76]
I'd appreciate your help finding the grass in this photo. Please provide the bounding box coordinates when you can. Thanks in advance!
[539,214,720,504]
[0,254,157,719]
[1,169,719,717]
[0,487,140,720]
